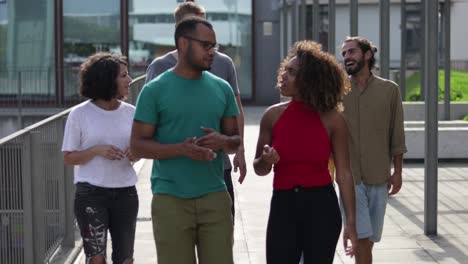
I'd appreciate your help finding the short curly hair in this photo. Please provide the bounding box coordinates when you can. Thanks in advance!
[79,52,127,101]
[277,40,350,112]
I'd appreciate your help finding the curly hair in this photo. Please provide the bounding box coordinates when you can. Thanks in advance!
[343,36,378,70]
[277,40,350,112]
[79,52,127,101]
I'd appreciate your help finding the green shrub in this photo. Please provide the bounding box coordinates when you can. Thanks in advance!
[405,70,468,102]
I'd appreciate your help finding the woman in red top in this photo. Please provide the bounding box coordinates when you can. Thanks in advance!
[254,40,357,263]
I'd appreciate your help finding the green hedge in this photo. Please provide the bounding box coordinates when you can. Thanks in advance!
[405,70,468,102]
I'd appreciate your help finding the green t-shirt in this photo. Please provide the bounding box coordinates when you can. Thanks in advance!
[134,70,239,198]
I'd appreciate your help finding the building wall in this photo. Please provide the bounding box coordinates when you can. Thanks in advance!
[254,0,281,105]
[451,1,468,61]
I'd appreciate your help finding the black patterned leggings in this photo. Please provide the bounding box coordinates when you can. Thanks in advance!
[74,182,139,264]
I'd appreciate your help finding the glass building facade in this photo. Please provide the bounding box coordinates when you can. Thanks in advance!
[63,0,121,99]
[128,0,253,98]
[0,0,56,105]
[0,0,253,108]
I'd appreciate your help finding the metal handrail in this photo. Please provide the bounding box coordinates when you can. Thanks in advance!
[0,74,146,264]
[0,74,147,145]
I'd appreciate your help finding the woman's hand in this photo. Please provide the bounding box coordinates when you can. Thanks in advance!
[91,145,125,160]
[343,223,358,257]
[261,145,280,165]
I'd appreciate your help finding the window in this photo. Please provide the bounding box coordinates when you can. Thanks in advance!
[0,0,56,101]
[128,0,253,99]
[63,0,121,99]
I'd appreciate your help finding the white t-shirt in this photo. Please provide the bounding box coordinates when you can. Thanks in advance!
[62,100,137,188]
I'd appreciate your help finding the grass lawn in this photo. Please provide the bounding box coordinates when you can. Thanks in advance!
[404,70,468,101]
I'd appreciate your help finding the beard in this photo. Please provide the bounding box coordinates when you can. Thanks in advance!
[345,57,365,75]
[186,44,211,71]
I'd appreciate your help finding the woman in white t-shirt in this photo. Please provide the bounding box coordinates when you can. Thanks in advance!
[62,52,138,264]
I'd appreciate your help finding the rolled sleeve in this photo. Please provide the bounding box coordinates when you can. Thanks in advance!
[390,86,407,156]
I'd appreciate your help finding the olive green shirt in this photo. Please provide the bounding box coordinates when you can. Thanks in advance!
[343,74,407,185]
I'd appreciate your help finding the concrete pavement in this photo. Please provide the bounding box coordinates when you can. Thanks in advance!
[73,106,468,264]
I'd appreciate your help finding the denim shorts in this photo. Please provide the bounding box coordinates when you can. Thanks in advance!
[74,182,139,264]
[341,183,388,242]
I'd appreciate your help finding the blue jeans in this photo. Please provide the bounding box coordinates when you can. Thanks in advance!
[74,182,139,264]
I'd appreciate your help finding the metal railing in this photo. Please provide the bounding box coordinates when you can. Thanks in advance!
[0,74,146,264]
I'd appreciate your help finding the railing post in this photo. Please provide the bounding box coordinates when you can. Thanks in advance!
[21,132,45,262]
[281,0,288,58]
[379,0,390,79]
[64,165,76,246]
[443,0,451,120]
[56,119,66,244]
[400,0,407,101]
[291,0,298,43]
[312,0,320,42]
[17,71,23,130]
[300,0,306,40]
[350,0,358,37]
[424,0,439,236]
[31,131,46,262]
[59,117,76,246]
[22,133,34,263]
[328,0,336,56]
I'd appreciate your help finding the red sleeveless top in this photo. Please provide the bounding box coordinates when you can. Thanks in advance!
[272,100,332,190]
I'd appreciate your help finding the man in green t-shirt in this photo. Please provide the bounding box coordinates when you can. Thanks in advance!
[131,17,240,264]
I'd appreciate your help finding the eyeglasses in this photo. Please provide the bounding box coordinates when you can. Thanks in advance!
[183,35,219,51]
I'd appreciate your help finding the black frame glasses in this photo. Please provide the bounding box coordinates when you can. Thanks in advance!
[183,35,219,51]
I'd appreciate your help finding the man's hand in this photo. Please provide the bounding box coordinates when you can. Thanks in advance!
[261,145,280,165]
[233,149,247,184]
[183,137,217,161]
[388,172,402,195]
[195,127,226,151]
[91,145,125,160]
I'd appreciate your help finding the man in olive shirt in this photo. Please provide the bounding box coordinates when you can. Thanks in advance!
[341,36,407,264]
